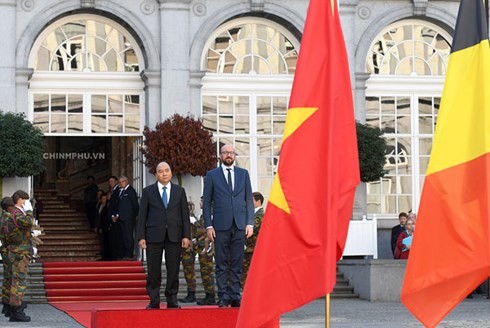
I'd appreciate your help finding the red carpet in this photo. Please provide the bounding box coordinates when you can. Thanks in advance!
[51,301,239,328]
[44,261,148,303]
[45,262,239,327]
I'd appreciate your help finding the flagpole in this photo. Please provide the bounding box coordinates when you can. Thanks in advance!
[325,294,331,328]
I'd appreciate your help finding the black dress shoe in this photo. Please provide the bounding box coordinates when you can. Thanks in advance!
[218,299,230,308]
[146,303,159,310]
[230,300,241,308]
[167,302,181,309]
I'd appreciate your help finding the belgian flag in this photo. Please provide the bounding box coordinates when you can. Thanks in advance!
[401,1,490,327]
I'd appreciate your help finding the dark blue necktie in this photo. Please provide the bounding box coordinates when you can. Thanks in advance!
[226,168,233,192]
[162,186,168,208]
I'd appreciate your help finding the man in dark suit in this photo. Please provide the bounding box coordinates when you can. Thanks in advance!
[116,175,139,260]
[203,144,254,308]
[391,212,407,258]
[136,162,190,309]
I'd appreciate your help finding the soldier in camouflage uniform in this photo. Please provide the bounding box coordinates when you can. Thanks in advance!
[241,192,264,288]
[180,198,216,305]
[6,190,34,322]
[0,197,15,317]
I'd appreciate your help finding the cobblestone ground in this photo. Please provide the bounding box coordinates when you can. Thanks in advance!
[0,296,487,327]
[281,295,490,328]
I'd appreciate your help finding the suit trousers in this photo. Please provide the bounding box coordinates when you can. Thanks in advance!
[120,219,135,258]
[214,222,246,301]
[146,234,182,305]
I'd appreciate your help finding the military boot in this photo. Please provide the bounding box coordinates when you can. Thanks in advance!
[179,291,196,303]
[2,303,10,317]
[9,306,30,322]
[197,293,216,305]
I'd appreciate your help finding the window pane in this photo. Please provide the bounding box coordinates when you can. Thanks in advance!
[257,138,272,157]
[257,116,271,134]
[68,95,83,113]
[68,114,83,133]
[125,115,139,133]
[257,157,272,175]
[91,115,106,133]
[234,138,249,157]
[218,116,233,134]
[273,97,287,115]
[273,115,286,135]
[92,95,106,113]
[51,114,66,133]
[34,94,49,113]
[203,115,217,133]
[397,115,410,134]
[33,114,49,132]
[51,94,66,112]
[203,96,217,115]
[235,115,249,134]
[108,115,123,133]
[109,95,123,113]
[125,95,140,114]
[257,96,271,115]
[235,96,249,115]
[219,96,233,114]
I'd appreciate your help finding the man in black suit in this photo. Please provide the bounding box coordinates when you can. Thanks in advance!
[203,144,254,308]
[136,162,190,309]
[391,212,407,258]
[116,175,139,260]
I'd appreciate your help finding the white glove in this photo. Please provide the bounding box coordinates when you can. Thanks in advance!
[23,200,33,212]
[190,216,196,224]
[32,230,42,237]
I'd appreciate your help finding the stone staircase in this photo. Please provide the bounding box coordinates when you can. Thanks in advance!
[333,270,358,298]
[0,262,358,305]
[35,188,100,262]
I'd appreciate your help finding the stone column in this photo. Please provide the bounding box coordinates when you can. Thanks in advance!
[158,0,192,118]
[0,0,17,112]
[141,70,162,125]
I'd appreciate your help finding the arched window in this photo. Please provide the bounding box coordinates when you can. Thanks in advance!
[29,14,145,135]
[364,20,451,217]
[201,17,299,198]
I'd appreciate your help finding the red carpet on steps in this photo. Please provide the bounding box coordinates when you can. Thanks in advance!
[45,261,240,328]
[44,261,149,302]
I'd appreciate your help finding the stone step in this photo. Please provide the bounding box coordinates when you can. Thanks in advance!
[40,213,85,218]
[40,221,88,227]
[38,250,101,258]
[41,233,98,240]
[42,226,91,232]
[41,239,100,246]
[39,245,100,251]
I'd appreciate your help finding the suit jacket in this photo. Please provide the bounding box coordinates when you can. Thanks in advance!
[117,185,139,222]
[203,166,254,231]
[136,182,190,243]
[391,224,405,255]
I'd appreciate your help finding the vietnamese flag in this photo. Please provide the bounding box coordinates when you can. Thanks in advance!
[401,0,490,327]
[236,0,360,327]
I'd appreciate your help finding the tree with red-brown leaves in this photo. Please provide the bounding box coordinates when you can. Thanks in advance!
[141,113,217,185]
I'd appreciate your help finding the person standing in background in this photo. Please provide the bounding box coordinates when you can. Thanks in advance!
[116,175,139,260]
[7,190,34,322]
[241,191,264,288]
[84,176,98,232]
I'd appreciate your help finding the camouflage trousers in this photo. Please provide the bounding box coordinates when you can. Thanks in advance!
[8,252,31,306]
[1,248,11,304]
[241,252,253,288]
[181,247,215,294]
